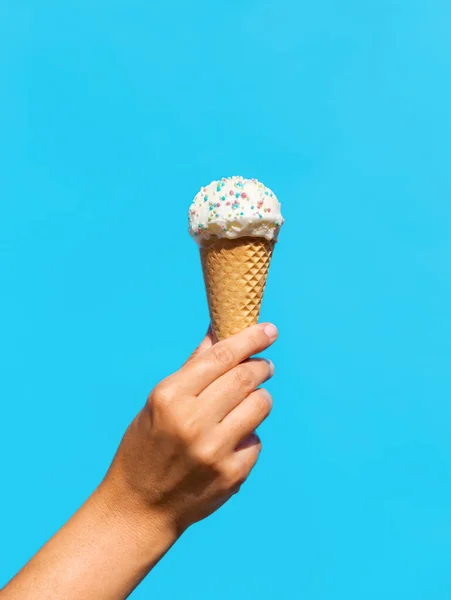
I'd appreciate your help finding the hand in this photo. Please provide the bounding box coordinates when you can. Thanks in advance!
[0,323,278,600]
[102,322,278,537]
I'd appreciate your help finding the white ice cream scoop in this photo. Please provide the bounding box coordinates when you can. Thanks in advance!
[188,176,284,245]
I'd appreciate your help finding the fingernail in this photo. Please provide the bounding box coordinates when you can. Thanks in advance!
[260,388,273,408]
[263,323,278,340]
[236,432,261,451]
[248,432,261,447]
[264,358,275,377]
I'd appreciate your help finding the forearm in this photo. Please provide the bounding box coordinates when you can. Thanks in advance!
[0,483,177,600]
[1,324,277,599]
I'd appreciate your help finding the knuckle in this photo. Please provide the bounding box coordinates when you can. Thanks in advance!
[151,381,174,407]
[176,414,201,444]
[247,333,260,350]
[223,463,246,490]
[193,442,220,467]
[234,365,254,391]
[231,482,244,495]
[212,343,234,367]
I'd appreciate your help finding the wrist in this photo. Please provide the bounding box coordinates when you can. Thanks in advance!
[92,478,179,564]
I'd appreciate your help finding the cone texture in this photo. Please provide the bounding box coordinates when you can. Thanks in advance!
[200,236,275,341]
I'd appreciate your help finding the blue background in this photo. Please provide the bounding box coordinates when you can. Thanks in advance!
[1,0,451,598]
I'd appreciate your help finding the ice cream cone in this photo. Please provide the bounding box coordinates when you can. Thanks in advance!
[188,176,284,342]
[200,236,275,341]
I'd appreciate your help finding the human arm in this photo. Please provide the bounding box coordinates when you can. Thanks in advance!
[0,323,278,600]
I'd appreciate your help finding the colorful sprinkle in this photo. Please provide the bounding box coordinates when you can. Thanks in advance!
[189,177,282,243]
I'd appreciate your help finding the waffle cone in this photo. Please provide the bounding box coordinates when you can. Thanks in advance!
[200,236,275,342]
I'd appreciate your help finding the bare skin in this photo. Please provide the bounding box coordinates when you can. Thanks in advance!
[0,322,278,600]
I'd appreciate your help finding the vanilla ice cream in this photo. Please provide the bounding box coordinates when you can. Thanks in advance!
[188,176,284,245]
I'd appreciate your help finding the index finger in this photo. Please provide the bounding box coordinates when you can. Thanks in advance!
[171,323,278,397]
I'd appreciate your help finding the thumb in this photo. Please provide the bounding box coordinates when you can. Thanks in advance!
[184,325,214,365]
